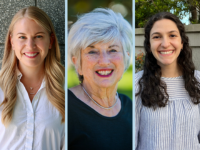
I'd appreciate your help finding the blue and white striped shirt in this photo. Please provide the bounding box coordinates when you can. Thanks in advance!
[135,70,200,150]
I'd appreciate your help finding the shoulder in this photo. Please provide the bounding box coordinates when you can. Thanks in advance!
[0,87,4,103]
[135,70,143,93]
[118,93,132,109]
[194,70,200,81]
[118,93,132,116]
[135,70,143,84]
[119,93,132,102]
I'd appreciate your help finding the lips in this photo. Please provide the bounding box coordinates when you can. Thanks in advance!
[96,69,113,77]
[24,52,39,58]
[159,50,174,55]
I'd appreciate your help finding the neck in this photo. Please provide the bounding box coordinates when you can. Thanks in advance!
[81,82,118,108]
[18,64,45,84]
[160,62,182,77]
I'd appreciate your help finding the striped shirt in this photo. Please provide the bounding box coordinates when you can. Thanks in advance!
[135,70,200,150]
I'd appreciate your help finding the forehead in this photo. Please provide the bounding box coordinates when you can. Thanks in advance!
[150,19,179,34]
[85,40,122,49]
[12,17,48,34]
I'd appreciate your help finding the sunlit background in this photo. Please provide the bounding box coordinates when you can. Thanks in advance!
[68,0,132,99]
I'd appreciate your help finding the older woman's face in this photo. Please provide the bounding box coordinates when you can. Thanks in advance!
[78,41,125,88]
[11,17,51,70]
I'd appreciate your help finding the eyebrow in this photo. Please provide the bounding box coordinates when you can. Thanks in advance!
[151,30,179,36]
[108,45,119,48]
[17,32,46,35]
[87,44,119,48]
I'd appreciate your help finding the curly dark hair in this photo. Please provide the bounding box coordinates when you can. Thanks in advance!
[136,12,200,108]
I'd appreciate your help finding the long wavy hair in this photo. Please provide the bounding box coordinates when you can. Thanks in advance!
[0,6,65,126]
[136,12,200,108]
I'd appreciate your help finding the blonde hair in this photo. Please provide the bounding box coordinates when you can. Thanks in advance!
[0,6,65,126]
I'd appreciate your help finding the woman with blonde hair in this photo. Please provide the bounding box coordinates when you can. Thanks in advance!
[0,6,65,149]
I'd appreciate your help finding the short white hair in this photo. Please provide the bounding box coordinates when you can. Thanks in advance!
[68,8,132,72]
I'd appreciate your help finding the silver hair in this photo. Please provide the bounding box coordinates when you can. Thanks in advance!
[68,8,132,80]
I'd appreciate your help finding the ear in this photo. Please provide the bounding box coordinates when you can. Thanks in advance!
[10,35,15,50]
[49,33,55,49]
[72,56,83,75]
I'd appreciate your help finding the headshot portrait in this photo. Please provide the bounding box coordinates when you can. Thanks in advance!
[68,0,133,149]
[0,1,65,150]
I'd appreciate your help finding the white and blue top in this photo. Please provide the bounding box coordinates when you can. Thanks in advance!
[135,70,200,150]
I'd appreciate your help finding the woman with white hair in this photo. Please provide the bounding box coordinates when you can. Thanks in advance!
[0,6,65,149]
[68,8,132,150]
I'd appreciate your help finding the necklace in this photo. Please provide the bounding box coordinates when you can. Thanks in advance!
[28,79,43,95]
[81,85,118,110]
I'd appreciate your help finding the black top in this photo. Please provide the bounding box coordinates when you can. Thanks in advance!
[68,90,132,150]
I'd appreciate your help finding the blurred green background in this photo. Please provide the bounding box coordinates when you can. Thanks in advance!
[68,0,132,99]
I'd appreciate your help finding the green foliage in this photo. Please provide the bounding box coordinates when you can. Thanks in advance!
[68,0,132,25]
[135,0,189,28]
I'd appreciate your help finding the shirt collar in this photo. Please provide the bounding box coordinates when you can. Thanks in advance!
[16,67,23,80]
[16,67,46,89]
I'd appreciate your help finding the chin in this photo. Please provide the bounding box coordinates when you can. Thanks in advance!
[96,82,115,88]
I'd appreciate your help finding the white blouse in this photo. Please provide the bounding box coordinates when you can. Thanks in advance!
[0,70,65,150]
[135,70,200,150]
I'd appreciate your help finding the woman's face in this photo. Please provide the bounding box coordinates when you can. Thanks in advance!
[75,41,125,88]
[11,17,51,70]
[150,19,183,68]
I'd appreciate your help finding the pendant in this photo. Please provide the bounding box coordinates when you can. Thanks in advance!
[30,87,33,90]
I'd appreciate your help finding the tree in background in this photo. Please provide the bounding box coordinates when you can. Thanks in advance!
[135,0,200,28]
[184,0,200,23]
[68,0,132,24]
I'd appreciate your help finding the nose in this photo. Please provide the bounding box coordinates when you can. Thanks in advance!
[98,51,110,66]
[161,37,170,48]
[26,38,36,49]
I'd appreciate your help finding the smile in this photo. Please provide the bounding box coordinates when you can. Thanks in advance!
[159,50,173,55]
[97,70,112,75]
[96,69,113,77]
[24,52,39,58]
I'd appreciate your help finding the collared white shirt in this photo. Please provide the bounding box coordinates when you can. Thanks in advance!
[0,69,65,150]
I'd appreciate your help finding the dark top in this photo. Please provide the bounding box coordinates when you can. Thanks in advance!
[68,90,132,150]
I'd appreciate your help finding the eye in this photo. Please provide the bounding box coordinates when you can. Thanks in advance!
[35,35,43,38]
[170,34,177,37]
[88,50,97,54]
[109,49,117,52]
[19,36,26,39]
[152,35,160,39]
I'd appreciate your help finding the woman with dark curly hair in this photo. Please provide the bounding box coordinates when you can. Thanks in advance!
[135,12,200,150]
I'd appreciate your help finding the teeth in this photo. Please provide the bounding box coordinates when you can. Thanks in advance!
[25,53,38,57]
[97,70,112,75]
[160,51,173,54]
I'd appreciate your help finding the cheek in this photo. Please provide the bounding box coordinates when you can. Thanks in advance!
[82,56,96,70]
[113,55,125,68]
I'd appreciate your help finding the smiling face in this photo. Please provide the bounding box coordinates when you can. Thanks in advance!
[73,41,125,88]
[11,17,51,70]
[150,19,183,68]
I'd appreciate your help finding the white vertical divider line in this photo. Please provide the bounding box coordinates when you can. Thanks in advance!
[65,0,68,149]
[132,0,135,149]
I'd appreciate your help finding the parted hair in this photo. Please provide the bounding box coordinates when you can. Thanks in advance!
[136,12,200,108]
[68,8,132,83]
[0,6,65,126]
